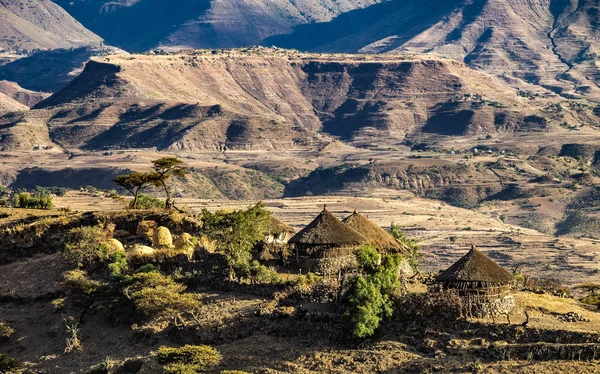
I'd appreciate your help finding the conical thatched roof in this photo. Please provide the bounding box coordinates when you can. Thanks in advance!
[436,245,514,284]
[342,211,409,253]
[266,216,295,236]
[289,206,366,246]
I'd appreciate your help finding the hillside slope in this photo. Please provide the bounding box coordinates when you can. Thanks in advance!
[0,92,27,114]
[266,0,600,100]
[0,50,563,151]
[52,0,385,52]
[0,80,49,107]
[0,0,102,51]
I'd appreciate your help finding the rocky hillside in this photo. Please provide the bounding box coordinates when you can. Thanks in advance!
[0,80,49,107]
[52,0,385,52]
[266,0,600,100]
[0,0,101,51]
[0,49,573,152]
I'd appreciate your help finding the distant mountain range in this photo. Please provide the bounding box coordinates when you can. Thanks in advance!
[51,0,385,52]
[0,0,101,51]
[1,0,597,101]
[267,0,600,99]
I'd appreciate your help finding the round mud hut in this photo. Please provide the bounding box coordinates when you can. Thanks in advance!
[342,210,409,255]
[288,206,367,274]
[436,245,515,317]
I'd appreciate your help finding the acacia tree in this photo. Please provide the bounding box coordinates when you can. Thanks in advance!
[114,172,155,209]
[151,157,187,208]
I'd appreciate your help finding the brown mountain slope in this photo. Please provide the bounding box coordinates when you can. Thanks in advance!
[266,0,600,100]
[0,92,27,114]
[52,0,385,52]
[0,80,49,107]
[3,50,561,152]
[0,0,102,51]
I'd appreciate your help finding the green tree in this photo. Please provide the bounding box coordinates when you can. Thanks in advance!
[390,222,421,272]
[151,157,187,208]
[114,172,155,209]
[341,245,401,338]
[342,276,392,338]
[201,203,270,280]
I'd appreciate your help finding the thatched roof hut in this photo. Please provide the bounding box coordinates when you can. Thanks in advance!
[289,206,366,254]
[437,245,515,316]
[265,216,295,244]
[288,206,367,273]
[436,245,514,285]
[342,210,409,254]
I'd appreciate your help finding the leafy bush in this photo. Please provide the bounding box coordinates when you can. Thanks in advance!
[342,276,392,338]
[235,260,281,284]
[130,194,165,209]
[0,354,23,373]
[0,323,14,339]
[576,283,600,307]
[63,226,110,267]
[341,245,401,338]
[156,345,221,373]
[202,202,271,279]
[134,264,159,274]
[62,270,103,295]
[12,189,53,209]
[108,250,128,279]
[123,272,200,320]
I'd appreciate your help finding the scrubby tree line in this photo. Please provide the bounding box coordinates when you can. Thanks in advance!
[114,157,187,209]
[0,186,67,210]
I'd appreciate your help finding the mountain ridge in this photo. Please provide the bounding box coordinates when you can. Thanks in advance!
[1,49,590,152]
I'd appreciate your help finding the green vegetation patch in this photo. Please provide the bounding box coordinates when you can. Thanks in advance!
[156,345,222,373]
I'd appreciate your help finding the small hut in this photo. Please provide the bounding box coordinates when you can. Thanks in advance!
[342,210,409,254]
[253,216,295,267]
[436,245,515,317]
[264,216,295,244]
[288,206,367,274]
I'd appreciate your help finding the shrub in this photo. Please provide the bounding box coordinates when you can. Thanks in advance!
[341,245,400,338]
[12,189,53,210]
[62,270,103,295]
[134,264,159,274]
[131,194,165,209]
[249,261,281,284]
[123,272,200,320]
[342,276,392,338]
[63,226,110,267]
[0,354,23,373]
[108,250,128,279]
[201,202,271,279]
[0,323,14,339]
[156,345,221,373]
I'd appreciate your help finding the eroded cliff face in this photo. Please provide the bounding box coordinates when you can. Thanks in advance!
[267,0,600,100]
[0,51,566,151]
